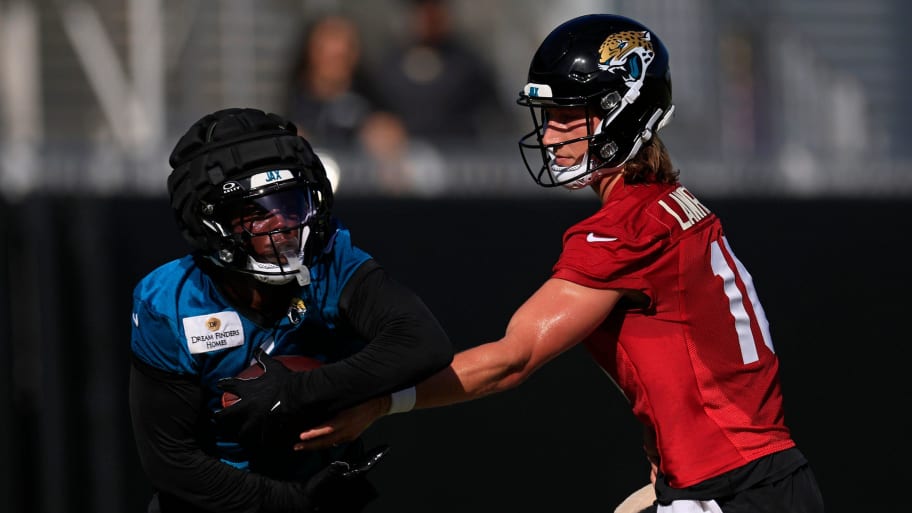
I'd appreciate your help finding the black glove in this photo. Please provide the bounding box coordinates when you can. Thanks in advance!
[298,445,390,513]
[216,349,326,448]
[215,349,287,446]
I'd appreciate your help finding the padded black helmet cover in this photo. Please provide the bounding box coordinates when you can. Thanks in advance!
[166,107,333,256]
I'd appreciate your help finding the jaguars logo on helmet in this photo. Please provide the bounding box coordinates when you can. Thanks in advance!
[598,30,655,75]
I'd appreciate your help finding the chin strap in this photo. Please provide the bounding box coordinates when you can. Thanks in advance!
[294,266,311,286]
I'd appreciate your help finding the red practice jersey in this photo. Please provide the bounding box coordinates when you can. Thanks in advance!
[552,179,795,488]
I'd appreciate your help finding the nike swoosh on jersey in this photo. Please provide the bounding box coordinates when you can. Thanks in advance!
[586,233,619,243]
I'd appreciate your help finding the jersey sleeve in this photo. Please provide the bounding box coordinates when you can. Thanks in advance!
[553,220,666,302]
[131,257,199,376]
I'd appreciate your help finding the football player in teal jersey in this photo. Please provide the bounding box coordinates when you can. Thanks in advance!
[129,107,452,513]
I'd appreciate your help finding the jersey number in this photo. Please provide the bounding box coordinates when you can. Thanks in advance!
[710,237,774,364]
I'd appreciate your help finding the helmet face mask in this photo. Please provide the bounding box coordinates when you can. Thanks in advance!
[519,101,607,189]
[516,14,674,189]
[203,169,324,285]
[167,108,334,286]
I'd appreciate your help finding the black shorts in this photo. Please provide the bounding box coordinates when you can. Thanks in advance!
[649,448,824,513]
[713,463,823,513]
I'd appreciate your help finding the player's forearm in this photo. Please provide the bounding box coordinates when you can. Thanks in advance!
[296,343,529,450]
[142,447,311,513]
[129,360,267,512]
[300,262,453,413]
[413,340,528,410]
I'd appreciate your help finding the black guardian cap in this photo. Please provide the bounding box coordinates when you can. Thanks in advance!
[167,108,334,285]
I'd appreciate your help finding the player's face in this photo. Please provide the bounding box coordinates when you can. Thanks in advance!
[231,208,301,263]
[541,107,600,167]
[231,206,300,234]
[226,191,313,263]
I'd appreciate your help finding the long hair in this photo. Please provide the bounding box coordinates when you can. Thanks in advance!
[622,136,679,185]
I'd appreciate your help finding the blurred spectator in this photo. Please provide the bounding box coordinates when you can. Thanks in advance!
[284,14,381,150]
[359,111,446,196]
[283,10,452,196]
[369,0,510,146]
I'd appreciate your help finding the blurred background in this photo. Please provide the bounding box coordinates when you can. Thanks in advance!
[1,0,910,512]
[3,0,912,198]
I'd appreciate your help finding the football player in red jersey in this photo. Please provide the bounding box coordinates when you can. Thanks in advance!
[293,14,824,513]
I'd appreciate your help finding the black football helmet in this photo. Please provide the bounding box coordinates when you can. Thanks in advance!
[167,108,334,285]
[517,14,674,188]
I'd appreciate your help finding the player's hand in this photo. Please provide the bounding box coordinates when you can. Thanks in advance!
[294,396,389,451]
[216,349,319,447]
[298,445,390,512]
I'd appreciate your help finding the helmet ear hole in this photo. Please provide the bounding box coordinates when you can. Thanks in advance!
[218,248,235,264]
[600,91,622,111]
[600,141,619,160]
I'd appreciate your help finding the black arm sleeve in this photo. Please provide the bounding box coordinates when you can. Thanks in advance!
[129,357,309,513]
[282,259,453,414]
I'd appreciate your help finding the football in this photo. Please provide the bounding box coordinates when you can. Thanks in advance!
[220,354,323,408]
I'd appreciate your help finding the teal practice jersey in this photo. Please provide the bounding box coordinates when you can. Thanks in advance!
[131,222,371,470]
